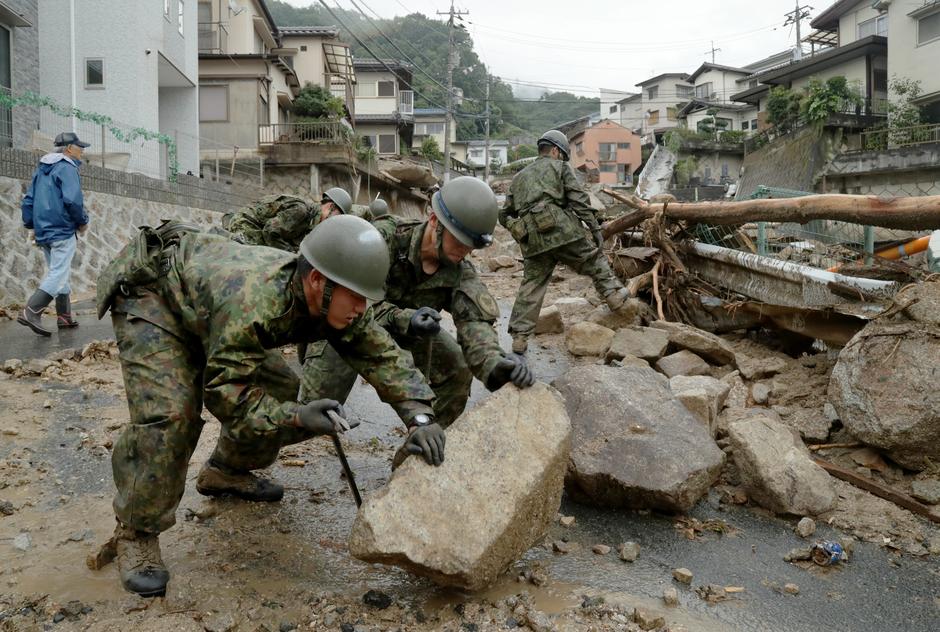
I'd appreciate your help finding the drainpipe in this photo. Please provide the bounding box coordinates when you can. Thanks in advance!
[70,0,77,129]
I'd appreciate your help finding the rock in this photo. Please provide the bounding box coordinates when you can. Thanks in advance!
[823,402,840,423]
[783,583,800,595]
[552,297,592,319]
[348,383,571,590]
[534,306,564,335]
[928,536,940,556]
[0,500,14,516]
[784,546,813,562]
[672,568,693,584]
[486,255,517,271]
[829,308,940,469]
[604,327,669,362]
[554,365,724,512]
[655,350,710,378]
[727,409,836,516]
[49,348,79,362]
[669,375,731,436]
[12,532,31,551]
[796,517,816,538]
[721,371,748,410]
[565,322,615,357]
[911,479,940,505]
[23,358,54,375]
[203,612,237,632]
[2,359,22,373]
[633,608,665,631]
[42,399,52,409]
[552,540,571,554]
[618,541,640,562]
[751,382,771,405]
[585,300,643,329]
[849,447,887,472]
[591,544,611,555]
[738,355,788,380]
[649,320,737,366]
[663,587,679,606]
[362,590,392,609]
[559,515,575,527]
[778,407,832,443]
[524,610,554,632]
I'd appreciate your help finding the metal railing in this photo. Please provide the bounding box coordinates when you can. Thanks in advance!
[0,86,12,148]
[399,90,414,116]
[858,123,940,152]
[198,21,227,54]
[258,121,349,145]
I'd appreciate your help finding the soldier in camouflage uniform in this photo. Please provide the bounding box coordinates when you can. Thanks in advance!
[301,177,535,461]
[98,215,435,598]
[227,187,353,250]
[499,130,629,354]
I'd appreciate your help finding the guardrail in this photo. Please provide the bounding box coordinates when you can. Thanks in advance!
[258,121,349,145]
[858,123,940,152]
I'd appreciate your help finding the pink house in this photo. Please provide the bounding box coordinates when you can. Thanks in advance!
[568,120,642,185]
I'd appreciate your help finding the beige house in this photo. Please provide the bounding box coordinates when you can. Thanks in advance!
[411,107,455,154]
[197,0,354,156]
[352,59,415,155]
[635,73,693,139]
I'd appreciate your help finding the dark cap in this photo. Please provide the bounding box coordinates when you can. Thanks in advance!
[54,132,90,148]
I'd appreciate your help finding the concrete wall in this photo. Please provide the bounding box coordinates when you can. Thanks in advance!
[617,98,644,131]
[689,151,744,185]
[283,35,328,87]
[357,122,399,154]
[159,86,200,172]
[199,78,262,151]
[888,0,940,107]
[790,55,868,96]
[5,0,39,149]
[838,0,882,45]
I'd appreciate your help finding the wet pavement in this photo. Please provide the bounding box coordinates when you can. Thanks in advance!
[1,301,938,631]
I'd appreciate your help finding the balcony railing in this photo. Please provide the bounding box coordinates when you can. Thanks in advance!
[258,121,349,145]
[858,123,940,152]
[198,22,227,54]
[399,90,414,116]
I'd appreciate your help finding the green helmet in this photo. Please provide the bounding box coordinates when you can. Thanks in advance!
[537,129,570,161]
[299,215,389,301]
[369,198,389,216]
[323,187,352,215]
[430,176,497,249]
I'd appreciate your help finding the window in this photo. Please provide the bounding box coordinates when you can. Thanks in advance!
[647,109,660,124]
[377,80,395,97]
[300,45,308,51]
[667,106,677,121]
[599,142,617,161]
[355,82,375,97]
[178,0,185,35]
[676,85,693,99]
[750,118,758,129]
[617,142,630,149]
[704,166,712,181]
[741,121,749,130]
[695,82,713,99]
[378,133,397,153]
[199,85,228,121]
[873,68,888,92]
[85,58,104,88]
[647,86,659,100]
[919,11,940,45]
[258,92,269,126]
[599,164,617,173]
[858,15,887,39]
[609,104,618,114]
[426,122,444,134]
[721,163,729,178]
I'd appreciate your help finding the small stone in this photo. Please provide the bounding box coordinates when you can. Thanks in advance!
[559,515,575,527]
[911,479,940,505]
[632,608,665,631]
[362,589,392,609]
[279,623,296,632]
[552,540,571,554]
[12,532,31,551]
[655,350,710,378]
[202,612,237,632]
[783,583,800,595]
[591,544,611,555]
[618,541,640,562]
[796,517,816,538]
[24,358,54,375]
[662,587,679,606]
[524,610,553,632]
[42,399,52,409]
[927,536,940,555]
[738,356,788,380]
[487,255,517,271]
[751,382,771,405]
[784,546,813,562]
[2,359,22,373]
[823,402,840,423]
[0,500,14,516]
[535,305,564,335]
[580,595,604,609]
[672,567,693,584]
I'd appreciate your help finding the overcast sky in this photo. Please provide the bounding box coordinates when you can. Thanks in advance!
[283,0,817,96]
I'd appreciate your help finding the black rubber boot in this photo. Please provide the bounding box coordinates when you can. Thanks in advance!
[55,294,79,328]
[195,460,284,502]
[114,523,169,598]
[17,289,54,336]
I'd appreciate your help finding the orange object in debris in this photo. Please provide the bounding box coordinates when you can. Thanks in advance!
[827,235,931,272]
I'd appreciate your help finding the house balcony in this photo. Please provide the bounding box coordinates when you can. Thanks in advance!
[198,22,227,55]
[258,121,355,166]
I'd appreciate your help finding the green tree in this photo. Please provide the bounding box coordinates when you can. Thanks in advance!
[696,108,729,140]
[801,76,861,125]
[766,86,804,133]
[508,144,537,162]
[419,136,443,161]
[293,83,345,119]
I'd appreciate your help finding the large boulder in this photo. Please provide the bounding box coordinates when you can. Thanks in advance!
[727,409,836,516]
[650,321,737,366]
[585,300,645,330]
[553,365,724,512]
[535,305,564,335]
[655,350,710,378]
[348,383,571,590]
[566,322,615,357]
[605,326,669,363]
[669,375,731,436]
[829,314,940,470]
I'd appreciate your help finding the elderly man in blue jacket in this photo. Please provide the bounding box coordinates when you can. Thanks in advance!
[19,132,90,336]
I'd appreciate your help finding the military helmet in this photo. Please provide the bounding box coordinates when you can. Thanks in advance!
[369,198,389,216]
[299,215,389,301]
[537,129,570,161]
[430,176,498,249]
[322,187,352,215]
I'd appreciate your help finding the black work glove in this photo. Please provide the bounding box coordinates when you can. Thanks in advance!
[486,353,536,391]
[407,306,442,337]
[593,228,605,250]
[404,422,446,466]
[296,399,357,435]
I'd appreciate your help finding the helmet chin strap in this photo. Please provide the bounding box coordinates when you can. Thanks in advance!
[436,222,458,269]
[320,278,335,318]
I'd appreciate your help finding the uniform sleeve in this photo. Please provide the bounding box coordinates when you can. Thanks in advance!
[451,265,505,383]
[561,163,598,230]
[331,309,435,423]
[262,205,312,251]
[498,192,516,228]
[58,164,88,227]
[371,300,414,336]
[21,171,37,229]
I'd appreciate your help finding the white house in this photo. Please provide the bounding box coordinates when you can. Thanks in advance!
[615,93,643,132]
[635,73,693,138]
[680,62,759,135]
[39,0,200,177]
[600,87,635,122]
[352,58,414,155]
[459,140,509,168]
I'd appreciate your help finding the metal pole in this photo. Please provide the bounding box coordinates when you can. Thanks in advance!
[864,225,875,266]
[214,147,220,181]
[483,77,491,182]
[259,154,264,188]
[442,1,455,183]
[100,124,105,169]
[757,222,768,257]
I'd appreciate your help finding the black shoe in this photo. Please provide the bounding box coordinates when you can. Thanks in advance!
[195,462,284,502]
[16,290,54,336]
[55,294,79,328]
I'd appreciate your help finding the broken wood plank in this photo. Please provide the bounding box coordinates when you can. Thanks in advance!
[813,458,940,524]
[807,442,863,452]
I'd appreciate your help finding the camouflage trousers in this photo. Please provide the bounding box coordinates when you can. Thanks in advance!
[300,329,471,429]
[110,306,315,535]
[508,236,624,346]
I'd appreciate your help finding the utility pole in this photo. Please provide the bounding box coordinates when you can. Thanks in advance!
[483,77,491,182]
[437,1,468,182]
[703,40,721,64]
[783,2,813,61]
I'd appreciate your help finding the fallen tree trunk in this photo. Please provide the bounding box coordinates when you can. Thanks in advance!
[602,193,940,236]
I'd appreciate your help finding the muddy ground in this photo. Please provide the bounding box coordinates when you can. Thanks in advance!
[1,260,939,632]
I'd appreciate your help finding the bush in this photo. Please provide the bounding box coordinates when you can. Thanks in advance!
[292,83,345,119]
[420,136,443,161]
[766,86,804,133]
[801,76,862,124]
[718,130,747,144]
[508,144,537,162]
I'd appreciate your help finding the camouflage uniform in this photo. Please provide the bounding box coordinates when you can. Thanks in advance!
[300,216,506,427]
[227,194,317,251]
[349,204,374,222]
[499,156,624,346]
[108,231,433,535]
